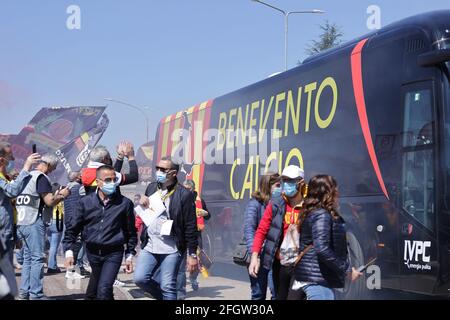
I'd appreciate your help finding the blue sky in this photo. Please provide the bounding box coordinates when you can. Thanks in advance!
[1,0,449,152]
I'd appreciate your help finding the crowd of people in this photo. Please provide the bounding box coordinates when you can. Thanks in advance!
[0,141,210,300]
[0,139,362,301]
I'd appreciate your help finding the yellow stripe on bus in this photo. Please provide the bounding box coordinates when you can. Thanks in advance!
[187,106,196,114]
[199,101,208,111]
[161,116,172,157]
[164,115,172,124]
[192,165,200,192]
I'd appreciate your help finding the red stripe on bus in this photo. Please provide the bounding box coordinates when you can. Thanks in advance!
[351,38,390,200]
[198,100,213,194]
[166,114,177,157]
[190,104,201,164]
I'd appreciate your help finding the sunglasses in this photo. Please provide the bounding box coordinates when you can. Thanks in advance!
[155,166,172,173]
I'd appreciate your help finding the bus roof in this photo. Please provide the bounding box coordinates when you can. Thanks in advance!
[157,10,450,122]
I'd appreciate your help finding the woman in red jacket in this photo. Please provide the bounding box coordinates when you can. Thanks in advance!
[249,165,306,300]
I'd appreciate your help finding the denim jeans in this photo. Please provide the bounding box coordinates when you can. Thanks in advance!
[302,284,335,300]
[134,249,182,300]
[177,254,203,300]
[15,245,24,265]
[85,249,123,300]
[47,220,63,270]
[249,267,276,300]
[70,236,87,268]
[176,254,187,300]
[17,217,46,300]
[77,242,87,268]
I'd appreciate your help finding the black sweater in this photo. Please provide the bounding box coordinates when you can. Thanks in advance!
[63,191,137,256]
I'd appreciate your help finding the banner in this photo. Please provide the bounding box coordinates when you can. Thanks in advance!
[3,106,109,185]
[136,141,154,182]
[51,114,109,185]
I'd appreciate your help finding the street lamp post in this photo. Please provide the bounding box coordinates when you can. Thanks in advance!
[251,0,325,71]
[104,98,151,143]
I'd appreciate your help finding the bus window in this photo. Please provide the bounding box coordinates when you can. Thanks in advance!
[401,86,435,230]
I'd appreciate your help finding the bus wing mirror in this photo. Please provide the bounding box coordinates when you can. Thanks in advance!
[418,49,450,67]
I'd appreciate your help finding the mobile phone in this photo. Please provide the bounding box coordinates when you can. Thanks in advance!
[32,144,37,153]
[356,257,377,273]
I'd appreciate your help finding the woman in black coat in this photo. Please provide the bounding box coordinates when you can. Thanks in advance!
[293,175,362,300]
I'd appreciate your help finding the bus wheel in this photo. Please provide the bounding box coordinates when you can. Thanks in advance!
[335,232,367,300]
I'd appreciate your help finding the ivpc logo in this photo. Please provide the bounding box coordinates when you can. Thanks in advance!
[403,240,432,271]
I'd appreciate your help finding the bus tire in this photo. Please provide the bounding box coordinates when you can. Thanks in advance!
[335,231,368,300]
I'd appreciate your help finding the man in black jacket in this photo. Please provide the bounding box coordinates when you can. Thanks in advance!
[134,157,198,300]
[63,165,137,300]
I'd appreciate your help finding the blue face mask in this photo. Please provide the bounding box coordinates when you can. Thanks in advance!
[5,160,15,173]
[101,182,117,196]
[271,187,282,198]
[282,182,299,198]
[156,171,168,184]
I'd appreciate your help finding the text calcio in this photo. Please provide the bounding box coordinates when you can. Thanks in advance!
[217,76,338,199]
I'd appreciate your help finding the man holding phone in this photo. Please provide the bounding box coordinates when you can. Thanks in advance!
[16,153,70,300]
[0,142,40,264]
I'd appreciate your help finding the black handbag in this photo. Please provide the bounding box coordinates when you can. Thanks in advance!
[232,237,251,266]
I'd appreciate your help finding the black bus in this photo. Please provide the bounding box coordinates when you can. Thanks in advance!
[153,10,450,298]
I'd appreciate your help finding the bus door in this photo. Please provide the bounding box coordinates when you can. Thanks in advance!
[438,70,450,293]
[399,80,439,293]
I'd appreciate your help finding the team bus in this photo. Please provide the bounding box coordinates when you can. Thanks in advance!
[152,10,450,298]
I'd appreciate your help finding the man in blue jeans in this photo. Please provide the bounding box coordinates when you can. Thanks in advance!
[46,184,64,274]
[134,157,198,300]
[16,154,70,300]
[0,142,40,266]
[63,165,137,300]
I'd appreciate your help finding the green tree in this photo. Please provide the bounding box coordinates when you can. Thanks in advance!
[301,20,344,62]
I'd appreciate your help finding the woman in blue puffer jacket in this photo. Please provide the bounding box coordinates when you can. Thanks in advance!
[293,175,362,300]
[243,172,280,300]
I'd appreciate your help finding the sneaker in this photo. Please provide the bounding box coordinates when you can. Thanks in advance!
[113,279,125,287]
[65,270,85,279]
[47,267,62,274]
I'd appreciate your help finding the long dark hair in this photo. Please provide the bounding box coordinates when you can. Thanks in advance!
[252,172,280,204]
[304,175,340,218]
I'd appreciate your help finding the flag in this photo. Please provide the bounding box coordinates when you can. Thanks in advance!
[135,141,154,182]
[3,106,109,185]
[51,114,109,185]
